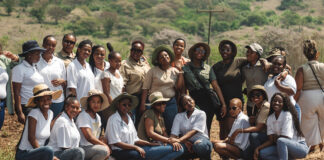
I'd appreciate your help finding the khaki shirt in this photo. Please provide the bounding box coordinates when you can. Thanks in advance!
[252,101,270,132]
[120,57,150,95]
[137,109,166,142]
[143,66,179,98]
[55,50,75,68]
[302,60,324,90]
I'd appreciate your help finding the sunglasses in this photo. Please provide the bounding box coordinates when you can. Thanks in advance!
[64,40,76,45]
[131,48,143,54]
[154,101,167,106]
[195,48,206,54]
[229,106,237,111]
[121,103,132,107]
[251,93,263,98]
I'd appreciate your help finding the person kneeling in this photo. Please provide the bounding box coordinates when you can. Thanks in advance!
[213,98,250,159]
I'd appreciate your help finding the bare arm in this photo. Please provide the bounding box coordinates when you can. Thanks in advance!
[101,77,113,104]
[274,76,295,95]
[13,82,25,124]
[211,80,227,118]
[176,72,184,92]
[230,123,266,141]
[145,118,169,143]
[68,88,77,97]
[28,117,39,148]
[254,135,275,160]
[294,67,304,101]
[179,130,197,143]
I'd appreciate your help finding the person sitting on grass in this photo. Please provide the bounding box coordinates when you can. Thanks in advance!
[212,98,250,159]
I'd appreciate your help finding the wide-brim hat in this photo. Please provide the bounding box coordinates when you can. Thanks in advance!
[26,84,62,107]
[247,85,268,101]
[218,40,237,57]
[188,42,210,61]
[19,40,46,57]
[146,92,170,106]
[80,89,109,111]
[109,92,139,112]
[266,48,282,61]
[152,45,175,66]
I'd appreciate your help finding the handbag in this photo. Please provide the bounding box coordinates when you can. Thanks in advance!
[308,63,324,98]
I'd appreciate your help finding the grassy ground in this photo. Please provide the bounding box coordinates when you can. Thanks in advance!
[1,108,323,160]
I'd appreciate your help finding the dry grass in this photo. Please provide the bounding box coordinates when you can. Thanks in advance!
[1,108,323,160]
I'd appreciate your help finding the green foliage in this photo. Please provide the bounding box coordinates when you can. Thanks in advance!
[19,0,35,8]
[101,12,118,37]
[3,0,16,16]
[30,7,46,23]
[280,10,301,27]
[277,0,305,10]
[47,6,69,24]
[241,12,269,26]
[65,17,100,35]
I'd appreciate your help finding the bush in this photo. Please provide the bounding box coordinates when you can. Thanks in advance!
[241,12,269,26]
[30,6,46,23]
[153,4,176,18]
[3,0,16,16]
[176,20,198,34]
[19,0,34,8]
[277,0,305,10]
[47,6,68,24]
[280,10,301,27]
[65,17,100,35]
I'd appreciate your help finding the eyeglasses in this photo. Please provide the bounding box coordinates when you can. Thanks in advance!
[195,48,206,54]
[131,48,143,54]
[251,93,263,98]
[64,40,76,45]
[229,106,237,111]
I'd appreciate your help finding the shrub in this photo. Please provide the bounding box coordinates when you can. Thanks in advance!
[153,4,176,19]
[280,10,301,27]
[241,12,269,26]
[65,17,100,35]
[30,6,46,23]
[3,0,16,16]
[277,0,305,10]
[19,0,34,8]
[47,6,68,24]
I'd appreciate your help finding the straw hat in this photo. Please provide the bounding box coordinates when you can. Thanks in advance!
[109,92,139,112]
[188,42,210,61]
[247,85,268,101]
[26,84,62,107]
[146,92,170,106]
[151,45,175,66]
[80,89,109,111]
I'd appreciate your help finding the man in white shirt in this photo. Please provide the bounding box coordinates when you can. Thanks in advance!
[212,98,250,159]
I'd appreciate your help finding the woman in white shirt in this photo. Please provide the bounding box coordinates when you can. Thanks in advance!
[38,35,66,118]
[76,89,110,160]
[0,66,9,130]
[48,95,85,160]
[67,40,95,101]
[12,40,45,124]
[254,93,309,160]
[89,45,110,92]
[170,95,213,160]
[15,84,62,160]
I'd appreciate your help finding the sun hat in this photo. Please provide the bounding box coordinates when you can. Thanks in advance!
[80,89,109,111]
[245,43,263,56]
[151,45,175,66]
[146,92,170,106]
[218,40,237,57]
[19,40,46,57]
[266,48,283,61]
[247,85,268,101]
[109,92,139,112]
[188,42,210,61]
[26,84,62,107]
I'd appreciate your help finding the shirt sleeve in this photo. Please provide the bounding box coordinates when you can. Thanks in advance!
[142,68,153,90]
[12,65,24,83]
[61,62,67,81]
[107,117,122,144]
[27,109,39,120]
[171,114,181,137]
[256,102,270,124]
[119,62,129,85]
[76,112,91,129]
[280,112,294,139]
[267,116,275,135]
[209,67,217,81]
[192,111,207,133]
[283,75,297,94]
[55,123,73,148]
[67,63,77,89]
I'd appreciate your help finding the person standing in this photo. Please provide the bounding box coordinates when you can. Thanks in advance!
[55,34,77,68]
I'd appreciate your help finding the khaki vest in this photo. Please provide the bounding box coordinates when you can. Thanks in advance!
[302,60,324,90]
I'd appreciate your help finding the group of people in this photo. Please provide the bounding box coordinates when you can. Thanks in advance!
[0,33,323,160]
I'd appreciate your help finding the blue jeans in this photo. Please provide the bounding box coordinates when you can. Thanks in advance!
[260,138,309,160]
[180,136,213,160]
[54,147,85,160]
[51,102,64,118]
[243,132,268,159]
[295,103,301,123]
[112,144,184,160]
[0,100,5,130]
[162,97,178,134]
[16,146,54,160]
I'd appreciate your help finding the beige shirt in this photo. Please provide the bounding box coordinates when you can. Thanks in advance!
[252,101,270,132]
[302,60,324,90]
[55,50,76,68]
[142,66,179,98]
[120,57,150,95]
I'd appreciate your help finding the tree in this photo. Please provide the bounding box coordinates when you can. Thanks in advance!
[47,6,68,24]
[30,7,46,23]
[19,0,35,8]
[3,0,16,16]
[101,12,118,37]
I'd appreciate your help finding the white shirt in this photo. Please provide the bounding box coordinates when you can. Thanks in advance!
[76,110,101,146]
[267,111,305,142]
[37,56,66,103]
[171,108,209,142]
[67,59,95,101]
[0,67,8,99]
[228,112,250,150]
[101,70,123,99]
[19,108,53,150]
[106,112,139,150]
[48,112,80,151]
[12,60,44,105]
[264,74,297,105]
[94,61,110,92]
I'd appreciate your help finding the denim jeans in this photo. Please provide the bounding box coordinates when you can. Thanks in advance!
[112,144,184,160]
[162,97,178,135]
[259,138,309,160]
[295,103,301,123]
[242,132,268,159]
[81,145,108,160]
[54,147,85,160]
[0,100,5,130]
[50,102,64,118]
[16,146,54,160]
[180,136,213,160]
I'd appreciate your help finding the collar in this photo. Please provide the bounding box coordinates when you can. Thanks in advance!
[236,111,243,119]
[247,60,261,68]
[116,111,132,125]
[22,60,34,68]
[129,56,144,66]
[62,112,74,123]
[59,50,75,58]
[74,58,87,69]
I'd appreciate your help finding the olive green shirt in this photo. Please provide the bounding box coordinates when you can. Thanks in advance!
[137,109,166,142]
[54,50,75,68]
[182,62,213,91]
